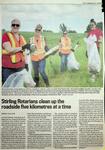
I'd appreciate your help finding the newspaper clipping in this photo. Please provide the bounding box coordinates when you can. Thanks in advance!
[0,0,104,150]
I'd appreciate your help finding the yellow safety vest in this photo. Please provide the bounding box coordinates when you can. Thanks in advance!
[30,36,46,61]
[2,32,26,63]
[59,36,71,54]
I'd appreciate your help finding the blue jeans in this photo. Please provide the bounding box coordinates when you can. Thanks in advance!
[2,67,24,85]
[32,59,48,82]
[60,54,68,72]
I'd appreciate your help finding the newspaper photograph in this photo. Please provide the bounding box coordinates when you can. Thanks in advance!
[0,0,104,150]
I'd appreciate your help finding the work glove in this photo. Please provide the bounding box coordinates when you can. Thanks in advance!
[22,44,31,50]
[86,51,88,58]
[45,46,49,52]
[25,64,29,71]
[71,48,75,52]
[59,52,62,57]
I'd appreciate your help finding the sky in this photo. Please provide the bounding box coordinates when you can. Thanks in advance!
[1,4,103,33]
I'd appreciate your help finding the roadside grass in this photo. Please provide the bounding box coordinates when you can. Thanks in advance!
[21,31,103,87]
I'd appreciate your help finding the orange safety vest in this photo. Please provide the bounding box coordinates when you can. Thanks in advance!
[59,36,71,55]
[30,36,46,61]
[2,32,26,64]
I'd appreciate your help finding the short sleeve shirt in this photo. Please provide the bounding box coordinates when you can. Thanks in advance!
[2,33,10,48]
[88,28,103,48]
[88,28,103,40]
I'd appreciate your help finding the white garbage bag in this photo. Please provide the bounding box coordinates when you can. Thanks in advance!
[67,51,80,70]
[84,35,101,73]
[24,49,33,75]
[3,69,36,88]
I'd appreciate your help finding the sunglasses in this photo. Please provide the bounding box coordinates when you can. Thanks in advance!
[12,24,20,27]
[36,29,41,32]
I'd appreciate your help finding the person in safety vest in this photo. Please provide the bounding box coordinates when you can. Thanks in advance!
[2,19,30,85]
[30,24,49,87]
[59,30,72,72]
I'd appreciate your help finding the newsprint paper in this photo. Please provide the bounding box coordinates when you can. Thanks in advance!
[0,0,104,150]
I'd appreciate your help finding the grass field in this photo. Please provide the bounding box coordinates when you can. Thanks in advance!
[21,31,103,87]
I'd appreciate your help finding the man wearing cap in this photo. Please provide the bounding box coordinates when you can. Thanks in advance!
[2,18,30,84]
[59,30,72,72]
[30,24,49,87]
